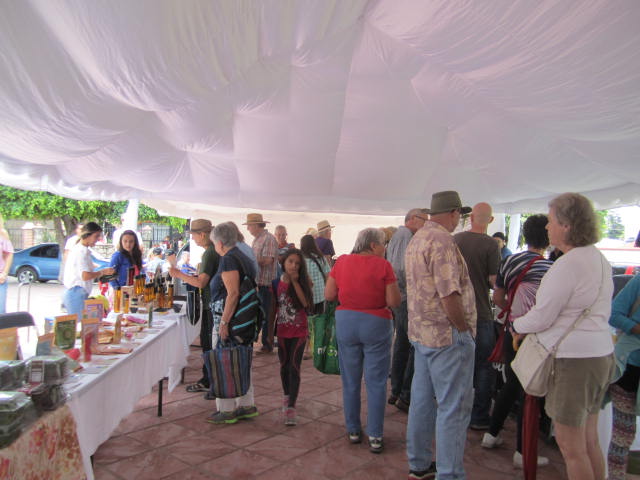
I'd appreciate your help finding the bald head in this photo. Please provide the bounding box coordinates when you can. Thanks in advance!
[470,202,494,233]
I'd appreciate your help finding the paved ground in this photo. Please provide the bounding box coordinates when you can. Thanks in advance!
[90,347,570,480]
[5,276,67,330]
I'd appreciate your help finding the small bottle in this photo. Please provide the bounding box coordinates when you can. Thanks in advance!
[167,283,174,308]
[123,293,130,314]
[130,296,138,313]
[114,287,122,313]
[157,286,165,309]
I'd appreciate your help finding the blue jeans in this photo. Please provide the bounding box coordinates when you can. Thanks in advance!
[0,281,7,314]
[391,300,414,402]
[407,330,475,479]
[335,310,392,438]
[63,286,89,317]
[471,321,497,426]
[257,286,273,347]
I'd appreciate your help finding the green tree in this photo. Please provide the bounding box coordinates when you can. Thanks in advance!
[0,185,186,244]
[605,212,625,240]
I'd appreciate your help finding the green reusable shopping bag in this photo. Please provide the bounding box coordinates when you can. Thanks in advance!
[311,302,340,375]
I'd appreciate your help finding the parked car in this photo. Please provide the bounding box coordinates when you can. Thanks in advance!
[8,243,109,283]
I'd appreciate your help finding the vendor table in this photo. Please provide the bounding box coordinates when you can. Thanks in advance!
[0,404,86,480]
[66,304,200,480]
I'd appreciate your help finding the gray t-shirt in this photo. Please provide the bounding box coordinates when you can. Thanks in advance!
[386,225,413,300]
[454,231,500,323]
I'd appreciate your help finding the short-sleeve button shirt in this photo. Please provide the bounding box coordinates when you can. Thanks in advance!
[252,230,278,286]
[405,221,477,348]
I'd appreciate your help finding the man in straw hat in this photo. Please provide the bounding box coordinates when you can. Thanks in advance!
[405,191,477,479]
[315,219,335,266]
[169,219,219,394]
[244,213,278,352]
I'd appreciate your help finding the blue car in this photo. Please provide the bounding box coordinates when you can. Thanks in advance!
[9,243,109,283]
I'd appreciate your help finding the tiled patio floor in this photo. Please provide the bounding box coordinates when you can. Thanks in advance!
[92,346,570,480]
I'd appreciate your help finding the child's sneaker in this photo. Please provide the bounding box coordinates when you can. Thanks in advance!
[284,407,297,426]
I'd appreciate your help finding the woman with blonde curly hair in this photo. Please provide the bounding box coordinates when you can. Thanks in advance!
[513,193,614,480]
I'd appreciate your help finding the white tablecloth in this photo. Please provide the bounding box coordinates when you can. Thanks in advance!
[66,304,200,480]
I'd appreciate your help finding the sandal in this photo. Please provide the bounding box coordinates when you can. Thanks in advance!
[186,382,208,393]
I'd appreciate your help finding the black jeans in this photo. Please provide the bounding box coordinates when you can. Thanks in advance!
[390,300,414,402]
[257,286,273,347]
[488,330,523,452]
[199,308,213,386]
[278,336,306,407]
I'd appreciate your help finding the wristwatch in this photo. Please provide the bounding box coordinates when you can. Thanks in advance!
[220,320,228,326]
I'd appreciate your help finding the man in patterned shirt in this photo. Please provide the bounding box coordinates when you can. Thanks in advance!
[405,191,477,480]
[244,213,278,352]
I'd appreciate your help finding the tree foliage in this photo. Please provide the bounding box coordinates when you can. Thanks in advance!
[0,185,187,243]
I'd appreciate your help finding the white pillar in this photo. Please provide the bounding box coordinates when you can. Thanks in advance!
[490,213,506,237]
[507,214,521,253]
[122,199,139,230]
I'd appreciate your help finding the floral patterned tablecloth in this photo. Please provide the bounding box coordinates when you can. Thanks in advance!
[0,404,86,480]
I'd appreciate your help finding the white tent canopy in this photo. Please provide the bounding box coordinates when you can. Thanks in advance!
[1,0,639,216]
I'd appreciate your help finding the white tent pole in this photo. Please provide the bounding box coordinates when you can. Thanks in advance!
[122,199,139,230]
[507,214,521,252]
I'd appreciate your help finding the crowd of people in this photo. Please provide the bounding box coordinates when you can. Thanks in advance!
[5,187,637,480]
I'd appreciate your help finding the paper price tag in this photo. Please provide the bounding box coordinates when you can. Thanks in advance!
[29,360,45,383]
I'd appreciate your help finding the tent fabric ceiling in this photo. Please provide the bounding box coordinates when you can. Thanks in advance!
[1,0,639,216]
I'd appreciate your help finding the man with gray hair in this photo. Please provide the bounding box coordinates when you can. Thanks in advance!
[386,208,429,412]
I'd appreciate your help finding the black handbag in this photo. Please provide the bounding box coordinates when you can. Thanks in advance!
[186,284,201,326]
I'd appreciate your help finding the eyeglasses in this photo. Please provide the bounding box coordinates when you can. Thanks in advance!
[413,215,429,222]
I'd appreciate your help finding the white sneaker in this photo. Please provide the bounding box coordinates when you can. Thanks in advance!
[513,451,549,468]
[481,432,504,449]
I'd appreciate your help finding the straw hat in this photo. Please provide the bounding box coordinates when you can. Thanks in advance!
[243,213,269,225]
[317,220,334,232]
[427,191,471,216]
[189,219,213,233]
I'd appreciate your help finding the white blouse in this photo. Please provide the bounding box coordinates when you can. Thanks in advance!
[513,245,613,358]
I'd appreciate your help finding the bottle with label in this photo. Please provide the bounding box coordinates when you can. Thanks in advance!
[130,296,138,313]
[167,283,174,308]
[114,287,122,313]
[123,293,130,314]
[157,285,165,309]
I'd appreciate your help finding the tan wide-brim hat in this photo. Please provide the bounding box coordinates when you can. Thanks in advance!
[426,191,472,216]
[317,220,334,232]
[243,213,269,225]
[188,218,213,233]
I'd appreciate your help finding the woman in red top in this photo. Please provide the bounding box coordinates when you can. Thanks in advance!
[275,249,313,426]
[325,228,401,454]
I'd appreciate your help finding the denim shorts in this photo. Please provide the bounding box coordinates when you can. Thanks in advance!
[545,354,615,427]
